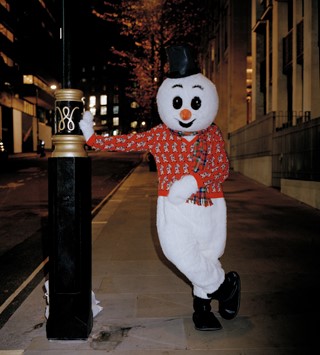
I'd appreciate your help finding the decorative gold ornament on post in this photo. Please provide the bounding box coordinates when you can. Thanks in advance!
[52,89,87,158]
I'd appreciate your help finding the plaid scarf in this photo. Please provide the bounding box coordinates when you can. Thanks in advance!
[169,126,213,207]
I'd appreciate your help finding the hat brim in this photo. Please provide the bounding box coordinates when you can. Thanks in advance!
[166,68,201,79]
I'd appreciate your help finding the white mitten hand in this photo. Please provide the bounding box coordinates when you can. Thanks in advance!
[79,111,94,141]
[168,175,198,205]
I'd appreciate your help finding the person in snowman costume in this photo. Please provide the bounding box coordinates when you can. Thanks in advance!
[79,44,240,331]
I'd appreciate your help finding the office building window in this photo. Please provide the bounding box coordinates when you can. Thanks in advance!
[89,96,96,108]
[23,75,34,84]
[100,95,107,105]
[101,106,107,115]
[113,117,119,126]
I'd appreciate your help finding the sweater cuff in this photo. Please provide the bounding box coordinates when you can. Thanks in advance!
[86,134,96,146]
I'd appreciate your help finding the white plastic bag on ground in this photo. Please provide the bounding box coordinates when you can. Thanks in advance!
[44,280,103,319]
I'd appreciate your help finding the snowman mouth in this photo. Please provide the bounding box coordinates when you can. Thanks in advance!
[178,119,196,128]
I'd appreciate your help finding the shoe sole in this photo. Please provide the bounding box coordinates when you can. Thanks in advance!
[195,325,222,331]
[193,312,222,331]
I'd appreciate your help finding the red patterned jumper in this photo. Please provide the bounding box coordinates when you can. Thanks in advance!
[87,123,229,200]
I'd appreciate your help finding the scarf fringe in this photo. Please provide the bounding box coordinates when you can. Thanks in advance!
[187,188,214,207]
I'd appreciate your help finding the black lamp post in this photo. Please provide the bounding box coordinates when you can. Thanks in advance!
[46,0,93,340]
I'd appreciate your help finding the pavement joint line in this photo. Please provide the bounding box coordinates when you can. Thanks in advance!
[0,351,24,354]
[0,257,49,315]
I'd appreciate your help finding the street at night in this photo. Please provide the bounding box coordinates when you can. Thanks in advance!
[0,151,143,328]
[0,0,319,353]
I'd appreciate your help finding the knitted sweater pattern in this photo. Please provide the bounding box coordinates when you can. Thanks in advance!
[87,123,229,198]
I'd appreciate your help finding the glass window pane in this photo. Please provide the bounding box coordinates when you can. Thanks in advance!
[113,117,119,126]
[101,106,107,115]
[100,95,107,105]
[89,96,96,107]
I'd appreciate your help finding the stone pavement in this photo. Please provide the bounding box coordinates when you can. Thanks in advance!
[0,161,319,354]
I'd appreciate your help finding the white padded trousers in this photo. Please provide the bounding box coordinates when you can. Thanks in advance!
[156,196,227,299]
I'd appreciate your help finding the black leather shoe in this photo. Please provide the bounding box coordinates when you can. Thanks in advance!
[207,271,241,320]
[192,296,222,331]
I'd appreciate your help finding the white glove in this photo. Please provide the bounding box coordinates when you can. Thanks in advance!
[79,111,95,141]
[168,175,198,205]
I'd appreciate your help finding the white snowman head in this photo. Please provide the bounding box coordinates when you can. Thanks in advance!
[156,44,219,133]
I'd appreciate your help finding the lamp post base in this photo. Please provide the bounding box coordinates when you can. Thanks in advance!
[46,154,92,340]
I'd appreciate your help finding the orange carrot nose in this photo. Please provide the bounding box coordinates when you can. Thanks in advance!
[180,109,192,120]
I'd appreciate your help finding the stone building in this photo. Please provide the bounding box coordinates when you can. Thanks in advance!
[201,0,319,208]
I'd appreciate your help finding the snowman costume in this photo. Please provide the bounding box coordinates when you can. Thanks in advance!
[80,44,240,331]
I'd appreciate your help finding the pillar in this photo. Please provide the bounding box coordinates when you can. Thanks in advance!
[46,89,93,340]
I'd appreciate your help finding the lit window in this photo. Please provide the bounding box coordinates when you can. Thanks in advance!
[89,96,96,108]
[131,121,138,128]
[113,106,119,114]
[100,106,107,115]
[100,95,107,105]
[89,107,96,116]
[101,120,107,125]
[23,75,34,84]
[113,117,119,126]
[113,95,119,104]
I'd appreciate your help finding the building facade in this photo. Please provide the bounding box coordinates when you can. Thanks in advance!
[77,61,136,138]
[201,0,319,209]
[0,0,59,153]
[0,0,135,154]
[200,0,252,143]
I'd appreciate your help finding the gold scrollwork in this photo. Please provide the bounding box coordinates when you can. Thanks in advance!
[56,105,79,132]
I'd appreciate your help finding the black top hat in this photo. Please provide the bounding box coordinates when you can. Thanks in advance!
[165,44,200,79]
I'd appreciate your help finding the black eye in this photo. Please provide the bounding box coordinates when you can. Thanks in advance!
[173,96,183,109]
[191,96,201,110]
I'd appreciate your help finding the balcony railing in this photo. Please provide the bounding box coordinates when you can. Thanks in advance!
[273,110,311,131]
